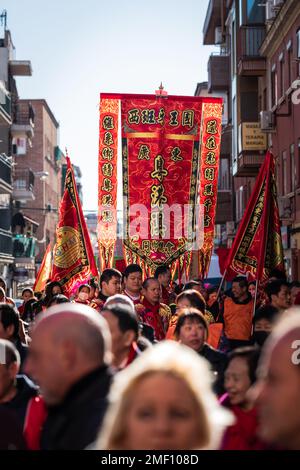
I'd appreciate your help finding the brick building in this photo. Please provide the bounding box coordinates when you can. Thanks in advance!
[18,99,65,264]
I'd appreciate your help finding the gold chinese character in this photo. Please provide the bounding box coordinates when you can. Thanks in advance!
[205,136,217,150]
[128,108,140,124]
[150,184,167,207]
[101,210,114,223]
[170,147,183,162]
[203,184,214,196]
[151,155,168,182]
[205,151,216,165]
[102,147,114,161]
[204,168,215,181]
[138,145,150,160]
[169,110,179,126]
[204,214,212,228]
[157,108,165,125]
[142,240,151,256]
[141,109,156,124]
[102,115,114,130]
[182,110,194,128]
[101,194,113,206]
[206,119,218,134]
[103,132,113,146]
[204,199,213,212]
[101,178,113,192]
[102,163,113,177]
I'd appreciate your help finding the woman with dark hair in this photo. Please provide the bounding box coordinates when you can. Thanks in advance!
[32,281,64,315]
[47,294,70,308]
[166,289,213,340]
[220,346,267,450]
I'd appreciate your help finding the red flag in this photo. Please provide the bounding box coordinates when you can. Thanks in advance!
[52,157,98,295]
[215,247,230,276]
[224,151,284,282]
[33,243,52,292]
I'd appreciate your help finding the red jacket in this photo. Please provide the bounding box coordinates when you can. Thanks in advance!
[219,394,267,450]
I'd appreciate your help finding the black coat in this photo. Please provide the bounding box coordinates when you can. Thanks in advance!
[41,365,113,450]
[1,375,38,428]
[199,343,228,396]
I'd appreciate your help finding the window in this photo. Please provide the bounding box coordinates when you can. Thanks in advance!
[231,21,236,76]
[15,179,26,189]
[282,151,287,195]
[279,53,285,97]
[297,29,300,75]
[287,41,293,86]
[271,66,278,107]
[290,144,295,192]
[240,0,265,25]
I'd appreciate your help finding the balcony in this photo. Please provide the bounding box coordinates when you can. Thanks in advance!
[11,103,35,141]
[12,168,35,202]
[12,235,36,258]
[238,26,266,76]
[233,153,265,177]
[0,89,12,125]
[9,60,32,77]
[0,153,12,194]
[203,0,222,45]
[0,228,13,262]
[208,53,230,92]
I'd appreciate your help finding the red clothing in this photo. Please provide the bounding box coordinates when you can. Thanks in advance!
[123,290,142,305]
[18,303,25,316]
[161,286,170,305]
[23,396,47,450]
[224,296,254,341]
[220,394,267,450]
[141,299,165,341]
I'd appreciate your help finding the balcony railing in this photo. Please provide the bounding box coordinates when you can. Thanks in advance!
[12,235,36,258]
[12,168,35,202]
[0,90,12,124]
[0,153,12,189]
[13,103,35,126]
[239,26,266,58]
[0,228,13,257]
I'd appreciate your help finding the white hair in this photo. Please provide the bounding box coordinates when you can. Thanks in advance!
[104,294,135,314]
[96,341,233,450]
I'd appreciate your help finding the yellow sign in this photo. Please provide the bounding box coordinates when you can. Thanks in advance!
[241,122,267,151]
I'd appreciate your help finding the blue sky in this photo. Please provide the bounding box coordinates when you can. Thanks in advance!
[3,0,216,210]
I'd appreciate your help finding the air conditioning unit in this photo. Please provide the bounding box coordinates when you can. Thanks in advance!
[260,110,275,131]
[215,26,223,45]
[278,197,292,220]
[266,1,276,21]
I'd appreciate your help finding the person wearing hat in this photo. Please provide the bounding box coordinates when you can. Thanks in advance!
[174,307,228,396]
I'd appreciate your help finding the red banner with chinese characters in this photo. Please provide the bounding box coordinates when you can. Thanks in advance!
[198,101,223,278]
[224,151,285,282]
[52,157,98,295]
[116,94,222,278]
[98,98,119,270]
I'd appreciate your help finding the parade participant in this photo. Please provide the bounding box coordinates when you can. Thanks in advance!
[123,264,143,305]
[252,304,279,347]
[96,341,233,450]
[184,280,208,301]
[166,289,212,340]
[0,304,28,370]
[74,284,91,305]
[0,277,15,306]
[154,265,172,305]
[220,347,266,450]
[248,281,256,299]
[223,277,254,350]
[206,286,220,321]
[174,308,227,396]
[18,288,34,317]
[97,268,122,310]
[24,303,113,450]
[252,310,300,450]
[140,278,171,341]
[47,294,70,308]
[0,339,47,450]
[265,279,291,313]
[33,281,65,316]
[289,281,300,305]
[102,303,140,370]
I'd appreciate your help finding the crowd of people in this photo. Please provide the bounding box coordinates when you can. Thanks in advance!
[0,266,300,451]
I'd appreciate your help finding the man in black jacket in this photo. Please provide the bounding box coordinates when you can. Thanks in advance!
[174,308,227,395]
[0,303,28,371]
[24,302,113,450]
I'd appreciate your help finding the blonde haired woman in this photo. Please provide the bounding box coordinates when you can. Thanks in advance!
[96,341,233,450]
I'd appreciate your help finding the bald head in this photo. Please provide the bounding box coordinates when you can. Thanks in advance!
[254,310,300,449]
[25,303,112,405]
